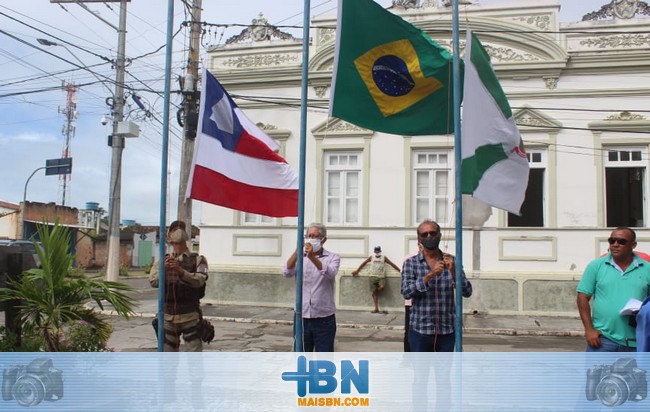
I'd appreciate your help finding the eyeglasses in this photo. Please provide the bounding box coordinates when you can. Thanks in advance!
[305,234,323,239]
[608,237,630,246]
[418,231,439,238]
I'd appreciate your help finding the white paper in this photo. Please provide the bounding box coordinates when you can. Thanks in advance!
[620,298,643,315]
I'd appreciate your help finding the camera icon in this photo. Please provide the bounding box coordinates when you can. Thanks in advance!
[2,358,63,407]
[586,358,647,407]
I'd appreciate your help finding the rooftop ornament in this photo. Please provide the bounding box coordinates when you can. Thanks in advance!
[225,13,298,45]
[582,0,650,21]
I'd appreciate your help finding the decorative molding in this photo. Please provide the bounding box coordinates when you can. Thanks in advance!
[313,86,328,98]
[232,234,282,257]
[499,236,557,262]
[312,118,374,138]
[327,122,364,133]
[513,15,551,31]
[582,0,650,21]
[579,34,650,49]
[225,13,300,44]
[589,111,650,131]
[256,122,278,130]
[544,77,559,90]
[483,44,540,63]
[255,123,291,146]
[318,28,335,45]
[516,115,547,128]
[605,111,646,121]
[434,39,547,65]
[392,0,420,9]
[221,54,299,68]
[509,87,650,100]
[514,106,562,131]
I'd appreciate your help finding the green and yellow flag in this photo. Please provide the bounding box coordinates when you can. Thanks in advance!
[329,0,458,136]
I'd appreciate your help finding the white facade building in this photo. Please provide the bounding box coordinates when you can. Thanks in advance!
[198,1,650,317]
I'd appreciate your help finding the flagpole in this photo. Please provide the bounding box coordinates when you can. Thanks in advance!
[292,0,312,352]
[156,0,174,352]
[452,0,464,352]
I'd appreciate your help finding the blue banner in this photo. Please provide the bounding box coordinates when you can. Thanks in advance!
[1,353,648,411]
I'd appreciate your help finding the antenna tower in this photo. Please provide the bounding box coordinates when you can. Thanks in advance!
[59,81,78,206]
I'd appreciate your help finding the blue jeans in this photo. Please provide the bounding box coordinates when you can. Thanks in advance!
[408,329,455,352]
[303,314,336,352]
[585,335,635,352]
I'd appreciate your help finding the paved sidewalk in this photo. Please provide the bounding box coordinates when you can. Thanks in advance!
[89,276,586,352]
[116,276,584,336]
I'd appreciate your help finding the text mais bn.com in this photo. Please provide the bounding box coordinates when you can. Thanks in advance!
[297,397,370,407]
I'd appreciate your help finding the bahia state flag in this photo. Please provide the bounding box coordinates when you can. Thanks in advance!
[329,0,459,136]
[187,68,299,217]
[461,31,529,215]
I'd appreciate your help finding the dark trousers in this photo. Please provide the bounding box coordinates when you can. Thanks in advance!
[404,305,411,352]
[408,329,455,352]
[303,314,336,352]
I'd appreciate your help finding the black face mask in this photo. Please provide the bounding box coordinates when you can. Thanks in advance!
[420,237,441,251]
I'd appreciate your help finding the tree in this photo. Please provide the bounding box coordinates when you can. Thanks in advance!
[0,222,136,351]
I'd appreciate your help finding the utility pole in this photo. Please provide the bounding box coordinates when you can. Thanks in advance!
[106,0,128,281]
[48,0,128,281]
[177,0,202,237]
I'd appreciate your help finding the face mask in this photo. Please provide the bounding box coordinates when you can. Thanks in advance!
[307,238,321,252]
[168,228,188,244]
[420,237,440,251]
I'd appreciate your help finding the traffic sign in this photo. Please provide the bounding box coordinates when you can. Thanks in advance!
[45,158,72,176]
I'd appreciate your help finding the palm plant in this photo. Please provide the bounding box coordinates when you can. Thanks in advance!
[0,222,136,351]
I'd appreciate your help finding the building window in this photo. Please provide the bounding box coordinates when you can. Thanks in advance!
[241,213,275,225]
[508,150,545,227]
[605,148,646,227]
[412,151,452,225]
[324,152,361,225]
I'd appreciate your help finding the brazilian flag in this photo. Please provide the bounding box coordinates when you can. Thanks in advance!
[329,0,460,136]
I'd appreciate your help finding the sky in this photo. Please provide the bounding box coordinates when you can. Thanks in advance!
[0,0,609,226]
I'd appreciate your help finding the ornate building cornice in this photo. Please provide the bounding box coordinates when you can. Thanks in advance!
[221,54,299,68]
[482,44,541,63]
[225,13,299,44]
[312,118,374,138]
[317,28,335,46]
[605,111,646,121]
[579,33,650,49]
[582,0,650,21]
[589,110,650,132]
[514,106,562,131]
[391,0,420,9]
[512,15,552,31]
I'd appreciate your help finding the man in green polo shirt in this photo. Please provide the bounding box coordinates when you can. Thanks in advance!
[577,227,650,351]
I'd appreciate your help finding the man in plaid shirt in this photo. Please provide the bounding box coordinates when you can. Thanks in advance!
[401,219,473,352]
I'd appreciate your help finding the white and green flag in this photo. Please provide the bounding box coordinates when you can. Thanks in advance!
[461,30,529,215]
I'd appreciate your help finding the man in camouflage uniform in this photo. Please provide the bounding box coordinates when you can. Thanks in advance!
[149,220,208,351]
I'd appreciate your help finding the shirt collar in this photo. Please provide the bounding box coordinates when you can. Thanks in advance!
[174,249,191,258]
[606,253,642,273]
[417,250,443,261]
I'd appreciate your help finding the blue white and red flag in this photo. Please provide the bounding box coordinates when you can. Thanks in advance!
[187,69,298,217]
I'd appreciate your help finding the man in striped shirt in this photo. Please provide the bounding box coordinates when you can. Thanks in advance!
[401,219,473,352]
